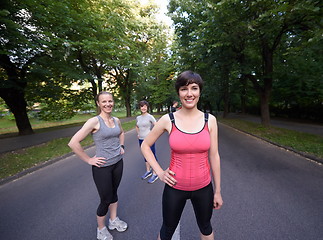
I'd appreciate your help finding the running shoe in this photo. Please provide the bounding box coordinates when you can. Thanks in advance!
[141,170,152,180]
[148,174,159,184]
[97,226,113,240]
[108,217,128,232]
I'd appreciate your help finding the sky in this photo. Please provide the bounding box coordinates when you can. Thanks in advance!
[140,0,173,26]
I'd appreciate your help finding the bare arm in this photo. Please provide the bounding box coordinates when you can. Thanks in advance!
[141,114,177,186]
[116,118,125,155]
[135,125,140,138]
[208,114,223,209]
[68,117,105,167]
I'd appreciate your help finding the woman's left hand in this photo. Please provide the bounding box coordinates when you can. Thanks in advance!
[120,148,125,155]
[213,192,223,210]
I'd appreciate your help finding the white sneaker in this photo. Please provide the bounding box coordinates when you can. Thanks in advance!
[108,217,128,232]
[97,226,113,240]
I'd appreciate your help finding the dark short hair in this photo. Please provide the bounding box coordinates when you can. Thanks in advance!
[175,70,203,94]
[139,100,149,108]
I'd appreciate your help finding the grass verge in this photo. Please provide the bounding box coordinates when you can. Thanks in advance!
[218,118,323,160]
[0,112,134,137]
[0,119,137,180]
[0,114,95,136]
[1,116,321,181]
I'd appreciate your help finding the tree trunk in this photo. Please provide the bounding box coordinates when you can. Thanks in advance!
[259,90,271,126]
[0,54,34,135]
[89,78,98,106]
[260,40,274,127]
[125,94,131,117]
[123,69,132,117]
[245,73,272,127]
[0,88,34,135]
[245,40,273,127]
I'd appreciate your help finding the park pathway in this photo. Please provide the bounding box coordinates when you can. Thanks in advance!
[0,124,322,239]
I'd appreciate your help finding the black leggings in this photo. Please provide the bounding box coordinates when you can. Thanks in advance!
[160,183,214,240]
[92,160,123,217]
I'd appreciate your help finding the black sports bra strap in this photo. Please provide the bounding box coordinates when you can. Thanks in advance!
[169,112,175,123]
[204,112,209,122]
[170,112,207,122]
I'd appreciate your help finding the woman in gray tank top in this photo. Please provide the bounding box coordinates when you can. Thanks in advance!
[68,91,127,240]
[136,100,159,183]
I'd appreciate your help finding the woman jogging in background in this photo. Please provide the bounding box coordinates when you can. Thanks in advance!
[136,100,159,183]
[68,91,127,240]
[141,71,223,240]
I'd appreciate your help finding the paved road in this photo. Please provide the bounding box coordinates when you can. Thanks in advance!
[1,114,322,155]
[0,124,322,240]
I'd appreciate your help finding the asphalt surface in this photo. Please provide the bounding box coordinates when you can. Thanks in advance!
[1,113,322,159]
[1,123,322,240]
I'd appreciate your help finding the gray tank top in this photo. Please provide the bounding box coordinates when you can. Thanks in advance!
[92,116,123,167]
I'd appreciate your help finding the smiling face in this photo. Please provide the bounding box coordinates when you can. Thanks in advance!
[140,104,148,114]
[96,93,114,114]
[175,70,203,96]
[178,83,200,109]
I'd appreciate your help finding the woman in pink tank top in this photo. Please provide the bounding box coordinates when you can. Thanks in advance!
[141,71,223,240]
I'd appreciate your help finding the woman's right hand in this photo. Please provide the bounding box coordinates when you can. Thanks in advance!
[159,168,177,187]
[87,156,106,167]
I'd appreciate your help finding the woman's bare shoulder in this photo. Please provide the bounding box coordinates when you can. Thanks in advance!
[154,113,171,129]
[207,113,218,131]
[158,113,171,123]
[83,116,99,128]
[207,113,217,121]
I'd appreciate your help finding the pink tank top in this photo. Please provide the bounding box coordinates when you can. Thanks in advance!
[168,113,211,191]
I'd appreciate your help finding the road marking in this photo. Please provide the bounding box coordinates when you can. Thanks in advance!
[171,222,180,240]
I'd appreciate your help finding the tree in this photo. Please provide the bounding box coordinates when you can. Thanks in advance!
[168,0,322,125]
[0,0,53,134]
[168,0,236,116]
[135,23,176,113]
[106,1,175,116]
[1,0,173,133]
[272,38,323,121]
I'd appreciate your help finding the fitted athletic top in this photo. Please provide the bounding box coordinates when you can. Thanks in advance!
[92,116,123,167]
[168,113,211,191]
[136,114,156,140]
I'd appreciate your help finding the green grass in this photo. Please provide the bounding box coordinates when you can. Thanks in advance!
[0,135,94,179]
[0,118,137,179]
[1,114,321,181]
[0,112,131,136]
[218,118,323,159]
[0,114,94,136]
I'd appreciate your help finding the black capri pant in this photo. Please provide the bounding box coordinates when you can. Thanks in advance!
[92,159,123,217]
[160,183,214,240]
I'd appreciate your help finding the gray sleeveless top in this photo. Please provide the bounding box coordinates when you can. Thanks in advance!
[92,116,123,167]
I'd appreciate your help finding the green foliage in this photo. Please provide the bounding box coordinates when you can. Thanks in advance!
[168,0,322,121]
[2,112,15,121]
[134,30,177,110]
[272,39,323,120]
[1,0,174,131]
